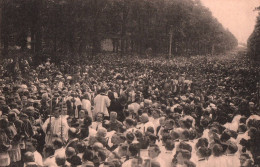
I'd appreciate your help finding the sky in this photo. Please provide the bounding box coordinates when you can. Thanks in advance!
[200,0,260,43]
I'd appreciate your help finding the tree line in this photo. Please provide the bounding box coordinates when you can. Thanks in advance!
[247,7,260,62]
[0,0,238,60]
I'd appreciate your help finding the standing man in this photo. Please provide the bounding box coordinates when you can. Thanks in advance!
[42,106,70,145]
[94,87,110,119]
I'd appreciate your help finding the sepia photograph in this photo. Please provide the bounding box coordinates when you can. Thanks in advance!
[0,0,259,166]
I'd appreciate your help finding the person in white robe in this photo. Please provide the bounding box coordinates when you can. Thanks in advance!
[42,107,70,144]
[93,89,110,118]
[81,94,92,119]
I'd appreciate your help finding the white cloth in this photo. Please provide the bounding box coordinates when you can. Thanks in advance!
[42,116,70,144]
[195,158,209,167]
[43,156,57,167]
[33,151,43,166]
[128,103,140,114]
[82,99,92,118]
[151,156,165,167]
[201,129,210,140]
[125,127,138,134]
[94,94,110,117]
[90,122,103,131]
[224,115,241,131]
[207,156,229,167]
[106,130,116,147]
[58,81,64,90]
[225,154,240,167]
[158,150,174,167]
[152,118,160,132]
[54,148,65,157]
[89,127,97,136]
[122,159,133,167]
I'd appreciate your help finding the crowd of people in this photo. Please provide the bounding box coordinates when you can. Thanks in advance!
[0,51,259,167]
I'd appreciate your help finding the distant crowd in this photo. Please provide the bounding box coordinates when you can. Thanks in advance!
[0,53,259,167]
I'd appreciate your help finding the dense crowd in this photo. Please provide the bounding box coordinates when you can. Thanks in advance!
[0,51,259,167]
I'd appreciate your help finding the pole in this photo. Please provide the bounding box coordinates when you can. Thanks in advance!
[169,25,173,59]
[257,82,260,107]
[48,88,53,143]
[60,97,63,142]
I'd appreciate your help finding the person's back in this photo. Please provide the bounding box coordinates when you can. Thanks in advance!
[43,145,57,167]
[24,151,38,167]
[82,98,92,118]
[159,140,175,167]
[208,144,228,167]
[94,92,110,118]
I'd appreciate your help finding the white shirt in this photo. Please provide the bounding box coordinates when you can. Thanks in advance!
[43,156,57,167]
[208,156,229,167]
[152,118,160,131]
[54,147,65,157]
[33,151,43,166]
[151,156,165,167]
[90,122,103,131]
[158,150,175,167]
[202,129,210,140]
[122,159,133,167]
[89,127,97,136]
[226,154,240,167]
[195,158,209,167]
[82,99,92,118]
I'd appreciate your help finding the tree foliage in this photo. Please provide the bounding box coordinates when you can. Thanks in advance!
[247,9,260,61]
[1,0,238,58]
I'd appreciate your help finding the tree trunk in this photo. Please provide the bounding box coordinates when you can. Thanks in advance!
[0,4,2,56]
[54,32,57,53]
[35,29,42,53]
[34,0,42,64]
[20,30,27,51]
[31,29,35,53]
[2,1,9,56]
[92,21,101,56]
[121,21,126,56]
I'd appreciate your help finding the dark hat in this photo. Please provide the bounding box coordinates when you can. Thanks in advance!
[69,155,82,165]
